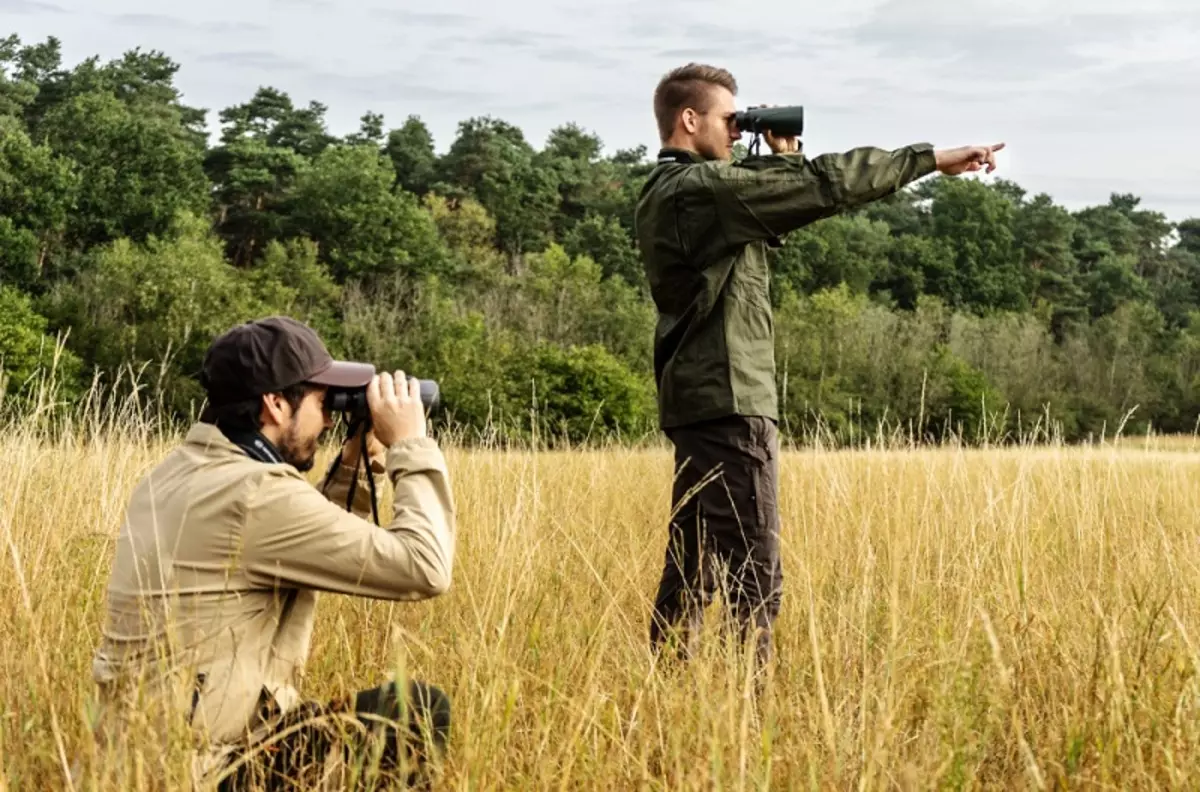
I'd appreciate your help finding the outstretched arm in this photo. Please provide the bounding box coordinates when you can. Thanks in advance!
[711,137,1005,246]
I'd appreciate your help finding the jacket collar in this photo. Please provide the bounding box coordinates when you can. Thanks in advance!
[186,422,240,452]
[184,423,285,464]
[656,147,706,165]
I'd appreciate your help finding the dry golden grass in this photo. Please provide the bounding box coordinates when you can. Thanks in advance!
[6,405,1200,790]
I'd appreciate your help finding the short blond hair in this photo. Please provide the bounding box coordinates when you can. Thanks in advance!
[653,63,738,142]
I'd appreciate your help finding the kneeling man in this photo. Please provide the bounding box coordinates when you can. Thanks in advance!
[89,316,456,790]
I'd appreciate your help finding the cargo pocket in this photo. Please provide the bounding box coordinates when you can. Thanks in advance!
[751,419,779,537]
[730,418,772,533]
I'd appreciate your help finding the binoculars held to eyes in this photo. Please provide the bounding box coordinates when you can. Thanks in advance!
[324,370,440,422]
[322,367,440,526]
[324,367,441,528]
[734,105,804,138]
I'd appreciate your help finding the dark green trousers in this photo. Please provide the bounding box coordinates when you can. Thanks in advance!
[650,415,784,670]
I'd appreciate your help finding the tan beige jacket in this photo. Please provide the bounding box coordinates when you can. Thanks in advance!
[90,422,455,763]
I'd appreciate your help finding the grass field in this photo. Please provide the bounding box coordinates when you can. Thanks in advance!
[6,407,1200,790]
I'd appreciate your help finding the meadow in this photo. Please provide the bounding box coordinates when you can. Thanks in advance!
[5,400,1200,790]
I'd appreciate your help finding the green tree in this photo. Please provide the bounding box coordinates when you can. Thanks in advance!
[286,144,448,281]
[438,117,558,262]
[1178,219,1200,256]
[205,87,338,266]
[1081,254,1150,319]
[423,193,505,283]
[0,284,83,402]
[246,238,343,343]
[923,177,1028,312]
[345,111,384,147]
[873,234,956,311]
[502,342,655,443]
[39,90,208,249]
[38,213,266,411]
[0,34,61,122]
[204,138,306,267]
[1013,192,1086,338]
[386,115,437,196]
[770,214,892,298]
[0,119,78,287]
[562,211,642,286]
[218,87,333,158]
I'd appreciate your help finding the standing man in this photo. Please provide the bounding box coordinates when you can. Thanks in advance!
[89,316,456,790]
[634,63,1003,674]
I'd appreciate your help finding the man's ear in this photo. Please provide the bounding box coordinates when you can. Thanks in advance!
[260,392,290,430]
[680,108,698,135]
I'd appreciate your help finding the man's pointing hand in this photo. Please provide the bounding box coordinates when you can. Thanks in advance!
[935,142,1005,176]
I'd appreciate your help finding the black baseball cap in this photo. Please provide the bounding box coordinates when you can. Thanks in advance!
[201,316,375,406]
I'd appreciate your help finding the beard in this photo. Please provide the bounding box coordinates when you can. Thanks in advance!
[279,421,322,472]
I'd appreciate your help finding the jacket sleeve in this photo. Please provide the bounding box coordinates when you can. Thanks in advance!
[710,143,937,247]
[241,437,456,601]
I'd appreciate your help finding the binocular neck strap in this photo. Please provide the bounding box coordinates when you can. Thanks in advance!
[217,425,286,465]
[317,417,382,526]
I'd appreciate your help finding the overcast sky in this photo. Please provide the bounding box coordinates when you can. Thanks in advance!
[7,0,1200,220]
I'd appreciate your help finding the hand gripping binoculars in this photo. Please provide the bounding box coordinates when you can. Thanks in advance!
[324,366,439,422]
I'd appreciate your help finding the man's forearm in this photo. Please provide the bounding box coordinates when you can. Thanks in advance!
[716,143,938,244]
[822,142,937,206]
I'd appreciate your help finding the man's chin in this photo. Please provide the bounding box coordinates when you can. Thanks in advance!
[281,444,318,472]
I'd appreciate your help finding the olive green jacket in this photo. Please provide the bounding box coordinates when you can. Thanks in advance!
[634,143,937,429]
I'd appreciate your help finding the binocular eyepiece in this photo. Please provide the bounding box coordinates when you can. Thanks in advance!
[324,375,439,419]
[734,105,804,138]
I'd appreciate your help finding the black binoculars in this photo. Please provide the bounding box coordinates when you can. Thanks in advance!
[734,105,804,138]
[325,374,439,420]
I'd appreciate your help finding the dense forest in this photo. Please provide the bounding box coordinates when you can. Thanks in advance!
[3,34,1200,445]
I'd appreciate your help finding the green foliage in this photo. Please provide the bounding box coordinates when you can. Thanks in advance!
[0,119,78,286]
[287,144,448,281]
[0,34,52,119]
[0,284,82,401]
[502,342,655,443]
[246,238,343,342]
[217,87,333,158]
[563,210,643,286]
[770,214,892,298]
[924,176,1028,312]
[386,116,437,196]
[0,119,74,215]
[6,32,1200,445]
[39,212,297,412]
[920,344,1005,441]
[204,137,307,266]
[1179,219,1200,256]
[437,116,559,260]
[39,90,209,248]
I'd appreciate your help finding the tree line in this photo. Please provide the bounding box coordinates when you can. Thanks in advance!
[3,34,1200,445]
